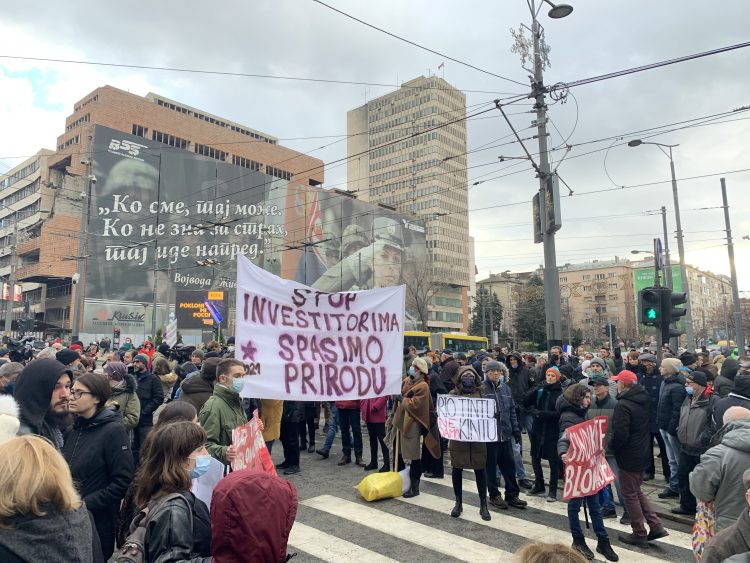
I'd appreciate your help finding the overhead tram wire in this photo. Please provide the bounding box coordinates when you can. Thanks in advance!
[0,55,527,97]
[310,0,528,88]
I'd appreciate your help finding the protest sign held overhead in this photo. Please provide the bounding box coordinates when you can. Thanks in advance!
[436,395,497,442]
[235,254,405,401]
[561,416,615,501]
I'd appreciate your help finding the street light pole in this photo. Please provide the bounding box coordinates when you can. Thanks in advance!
[720,178,745,351]
[530,0,571,350]
[628,140,695,350]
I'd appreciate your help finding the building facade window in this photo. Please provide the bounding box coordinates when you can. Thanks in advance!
[132,124,148,138]
[194,143,226,161]
[266,166,292,180]
[232,155,262,171]
[153,130,189,150]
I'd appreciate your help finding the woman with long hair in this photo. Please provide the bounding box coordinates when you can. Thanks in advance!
[131,421,212,562]
[152,356,177,401]
[63,372,133,560]
[104,361,140,434]
[0,435,100,563]
[557,384,618,561]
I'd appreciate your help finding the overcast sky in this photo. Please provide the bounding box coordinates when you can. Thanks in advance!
[1,0,749,292]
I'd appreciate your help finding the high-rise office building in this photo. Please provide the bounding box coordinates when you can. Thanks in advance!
[347,76,471,332]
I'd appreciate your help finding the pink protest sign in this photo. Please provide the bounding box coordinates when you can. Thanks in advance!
[562,416,615,501]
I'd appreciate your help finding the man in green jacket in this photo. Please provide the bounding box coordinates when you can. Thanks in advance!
[199,358,248,466]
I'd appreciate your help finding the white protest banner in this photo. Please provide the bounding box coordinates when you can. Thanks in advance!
[436,395,497,442]
[235,254,405,401]
[561,416,616,501]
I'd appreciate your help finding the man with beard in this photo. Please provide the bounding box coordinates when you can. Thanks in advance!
[14,358,73,450]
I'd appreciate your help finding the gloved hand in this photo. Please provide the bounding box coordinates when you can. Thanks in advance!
[406,390,415,398]
[513,432,522,445]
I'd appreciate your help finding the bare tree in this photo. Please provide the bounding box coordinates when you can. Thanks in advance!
[403,257,441,332]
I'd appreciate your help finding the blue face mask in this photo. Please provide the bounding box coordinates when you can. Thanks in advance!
[498,375,506,384]
[408,367,416,379]
[190,455,212,479]
[231,377,245,393]
[685,386,695,396]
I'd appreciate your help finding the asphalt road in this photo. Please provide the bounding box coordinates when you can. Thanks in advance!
[272,425,695,562]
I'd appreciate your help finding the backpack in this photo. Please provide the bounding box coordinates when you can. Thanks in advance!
[114,492,192,563]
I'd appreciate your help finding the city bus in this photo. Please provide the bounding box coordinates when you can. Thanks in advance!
[403,331,430,352]
[433,333,489,353]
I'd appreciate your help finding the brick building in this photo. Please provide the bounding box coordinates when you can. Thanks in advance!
[11,86,324,337]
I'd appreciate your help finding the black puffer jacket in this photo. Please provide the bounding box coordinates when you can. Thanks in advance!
[657,372,687,434]
[523,381,563,460]
[714,359,739,398]
[62,407,134,515]
[713,373,750,427]
[507,353,534,410]
[639,371,662,433]
[556,397,587,457]
[282,400,305,423]
[135,370,164,425]
[144,492,212,563]
[611,384,652,472]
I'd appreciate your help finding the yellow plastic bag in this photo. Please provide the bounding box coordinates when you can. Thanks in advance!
[356,471,403,502]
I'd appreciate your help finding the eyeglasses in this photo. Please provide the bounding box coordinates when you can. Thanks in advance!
[70,389,94,400]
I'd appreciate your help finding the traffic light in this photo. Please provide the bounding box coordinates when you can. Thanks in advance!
[639,288,662,326]
[661,289,687,342]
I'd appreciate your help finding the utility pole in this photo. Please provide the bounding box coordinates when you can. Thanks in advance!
[150,156,163,339]
[3,221,19,334]
[721,178,745,351]
[71,136,93,341]
[661,205,678,350]
[531,7,562,350]
[668,148,695,350]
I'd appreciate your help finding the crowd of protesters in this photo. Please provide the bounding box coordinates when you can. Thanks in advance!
[1,334,749,562]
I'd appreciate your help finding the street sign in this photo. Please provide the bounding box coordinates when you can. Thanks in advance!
[655,238,663,270]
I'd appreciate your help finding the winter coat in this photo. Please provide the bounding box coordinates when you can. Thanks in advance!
[0,505,97,563]
[439,358,459,391]
[261,399,283,442]
[701,508,750,563]
[507,356,534,412]
[180,375,214,414]
[677,389,717,456]
[690,420,750,531]
[199,384,248,465]
[335,400,360,411]
[639,370,662,433]
[428,371,447,402]
[713,393,750,429]
[360,397,389,423]
[158,372,178,400]
[282,400,306,423]
[611,384,652,472]
[483,377,519,442]
[134,370,164,426]
[144,492,211,563]
[14,358,72,450]
[523,380,563,461]
[556,398,587,457]
[211,470,298,563]
[586,393,618,456]
[106,373,140,431]
[448,371,487,470]
[714,359,739,398]
[657,373,687,434]
[394,377,441,461]
[62,407,134,516]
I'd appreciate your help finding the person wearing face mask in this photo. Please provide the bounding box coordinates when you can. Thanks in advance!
[673,370,717,516]
[131,353,164,465]
[524,366,564,501]
[394,357,441,498]
[130,421,212,562]
[483,360,527,511]
[449,365,492,521]
[103,361,140,436]
[198,358,248,468]
[558,384,619,561]
[63,372,134,560]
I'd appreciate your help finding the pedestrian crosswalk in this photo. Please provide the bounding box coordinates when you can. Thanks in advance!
[286,478,694,562]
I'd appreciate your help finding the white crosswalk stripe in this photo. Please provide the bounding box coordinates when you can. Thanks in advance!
[424,476,693,549]
[289,522,399,562]
[397,492,670,563]
[302,494,511,561]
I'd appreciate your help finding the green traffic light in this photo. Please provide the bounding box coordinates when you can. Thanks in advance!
[646,308,657,320]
